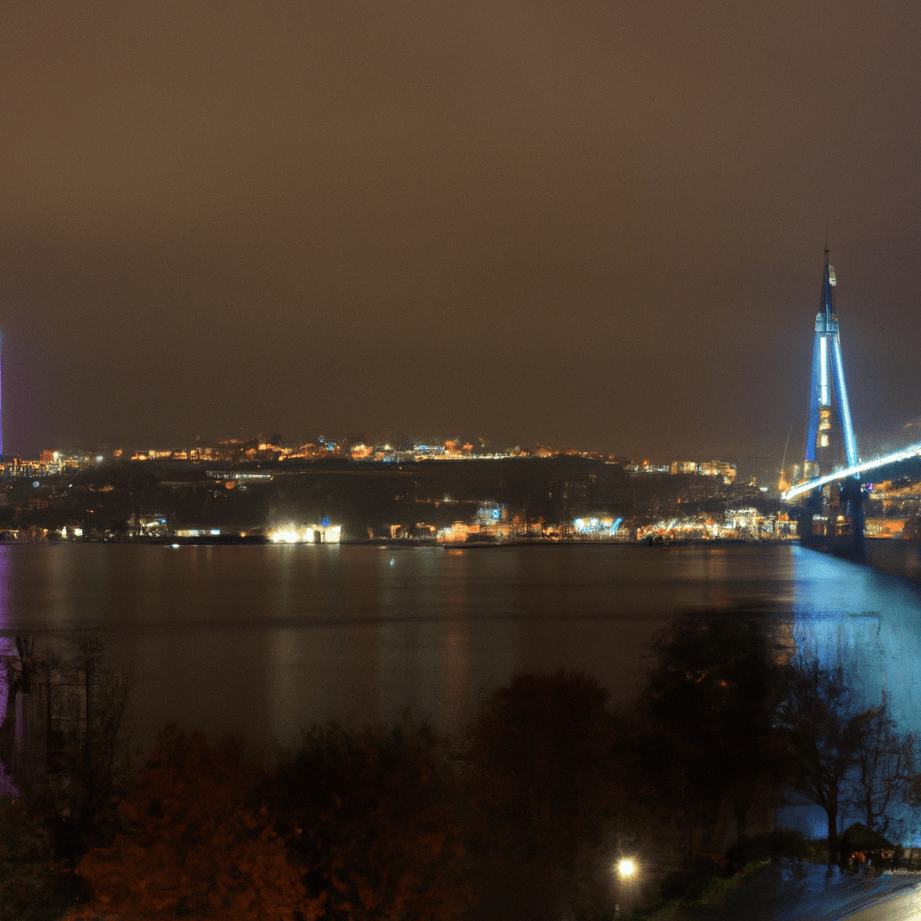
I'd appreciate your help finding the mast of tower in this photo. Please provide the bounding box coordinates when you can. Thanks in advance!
[804,250,859,479]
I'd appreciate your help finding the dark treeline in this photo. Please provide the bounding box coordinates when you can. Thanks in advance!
[1,613,918,920]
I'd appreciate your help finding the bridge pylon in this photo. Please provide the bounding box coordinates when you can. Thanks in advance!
[795,251,865,560]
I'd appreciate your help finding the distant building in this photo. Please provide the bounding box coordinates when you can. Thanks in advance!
[668,460,736,484]
[698,460,737,484]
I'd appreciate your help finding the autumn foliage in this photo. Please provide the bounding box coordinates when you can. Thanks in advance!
[65,721,474,921]
[268,721,474,921]
[70,727,315,921]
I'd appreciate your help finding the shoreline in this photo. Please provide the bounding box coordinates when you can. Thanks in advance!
[0,534,800,548]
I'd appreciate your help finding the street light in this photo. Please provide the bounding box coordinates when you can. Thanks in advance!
[614,857,638,917]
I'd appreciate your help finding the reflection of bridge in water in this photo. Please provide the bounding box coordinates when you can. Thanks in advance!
[782,252,921,565]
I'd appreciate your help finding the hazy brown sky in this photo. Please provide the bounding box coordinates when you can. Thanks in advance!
[2,2,920,460]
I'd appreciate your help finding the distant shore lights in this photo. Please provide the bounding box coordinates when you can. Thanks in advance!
[269,521,342,544]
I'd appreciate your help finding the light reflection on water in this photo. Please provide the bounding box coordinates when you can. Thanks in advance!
[0,542,918,757]
[791,545,921,726]
[785,546,921,839]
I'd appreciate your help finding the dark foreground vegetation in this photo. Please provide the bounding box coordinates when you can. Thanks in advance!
[2,611,920,921]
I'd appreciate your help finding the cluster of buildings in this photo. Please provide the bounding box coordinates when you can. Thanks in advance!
[627,459,738,484]
[0,434,782,546]
[0,439,587,473]
[125,437,544,464]
[637,509,796,542]
[9,430,915,547]
[1,437,743,479]
[389,504,797,546]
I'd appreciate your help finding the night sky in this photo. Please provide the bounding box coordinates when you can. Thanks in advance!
[2,2,920,461]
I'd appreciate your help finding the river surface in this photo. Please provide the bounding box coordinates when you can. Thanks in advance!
[1,541,921,763]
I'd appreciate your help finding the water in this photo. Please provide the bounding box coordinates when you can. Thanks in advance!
[1,541,920,758]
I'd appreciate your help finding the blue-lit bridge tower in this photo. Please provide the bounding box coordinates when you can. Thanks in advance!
[798,251,865,558]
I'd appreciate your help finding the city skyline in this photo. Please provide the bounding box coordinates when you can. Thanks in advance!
[3,3,921,461]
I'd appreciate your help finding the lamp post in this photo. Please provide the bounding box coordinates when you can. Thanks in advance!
[614,857,637,917]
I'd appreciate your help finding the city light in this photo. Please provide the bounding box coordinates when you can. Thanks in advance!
[269,524,342,544]
[270,528,303,544]
[784,441,921,501]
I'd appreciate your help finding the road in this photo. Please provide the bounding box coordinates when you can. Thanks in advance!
[843,884,921,920]
[685,864,921,921]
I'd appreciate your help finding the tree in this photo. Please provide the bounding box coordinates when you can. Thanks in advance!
[637,610,786,858]
[72,726,311,921]
[0,796,68,921]
[465,670,632,921]
[52,637,132,862]
[773,657,907,862]
[0,636,132,865]
[269,719,472,921]
[846,695,918,839]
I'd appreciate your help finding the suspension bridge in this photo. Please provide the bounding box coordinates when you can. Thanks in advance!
[781,252,921,561]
